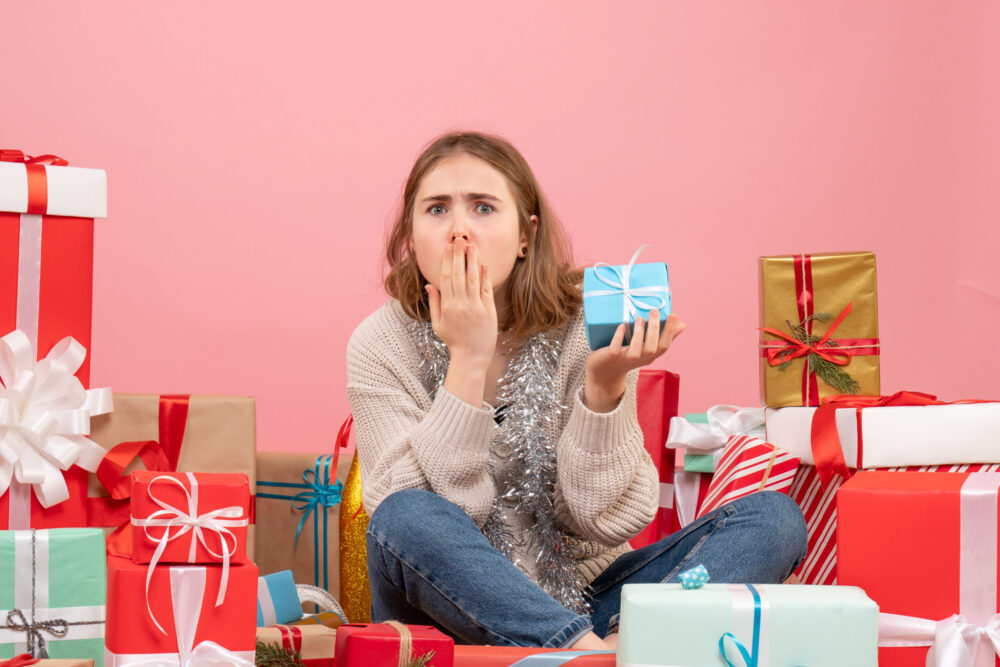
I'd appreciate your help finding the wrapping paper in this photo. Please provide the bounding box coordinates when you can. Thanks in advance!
[87,394,256,557]
[130,471,250,565]
[582,247,671,350]
[0,529,106,664]
[766,401,1000,469]
[696,435,800,517]
[104,555,256,663]
[453,646,614,666]
[256,451,352,602]
[339,453,370,623]
[334,623,453,667]
[256,624,334,667]
[289,612,344,630]
[617,582,878,666]
[3,660,93,667]
[630,370,678,548]
[839,471,1000,667]
[256,570,303,627]
[759,252,879,407]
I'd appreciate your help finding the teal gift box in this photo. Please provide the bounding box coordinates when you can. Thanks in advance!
[583,251,671,351]
[617,582,878,666]
[0,528,106,665]
[680,413,717,472]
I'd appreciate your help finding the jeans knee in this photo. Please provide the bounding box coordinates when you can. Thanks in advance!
[734,491,807,563]
[367,488,462,548]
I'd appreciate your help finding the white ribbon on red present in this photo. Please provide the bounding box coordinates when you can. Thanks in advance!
[132,472,249,635]
[877,472,1000,667]
[0,329,112,521]
[105,566,254,666]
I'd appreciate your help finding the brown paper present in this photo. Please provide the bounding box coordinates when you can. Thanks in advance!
[255,451,352,597]
[86,394,257,557]
[759,252,880,407]
[256,621,336,666]
[22,661,95,667]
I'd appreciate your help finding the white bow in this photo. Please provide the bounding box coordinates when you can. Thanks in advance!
[132,473,248,635]
[665,405,766,455]
[0,329,112,508]
[880,612,1000,667]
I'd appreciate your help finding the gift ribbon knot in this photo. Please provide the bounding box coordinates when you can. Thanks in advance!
[2,609,67,657]
[761,302,854,368]
[583,244,669,328]
[291,467,343,544]
[134,472,248,635]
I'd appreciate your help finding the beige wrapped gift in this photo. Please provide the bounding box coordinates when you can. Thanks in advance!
[87,394,256,557]
[255,451,352,597]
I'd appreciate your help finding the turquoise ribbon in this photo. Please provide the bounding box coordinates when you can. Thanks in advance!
[256,454,343,592]
[718,584,761,667]
[508,650,615,666]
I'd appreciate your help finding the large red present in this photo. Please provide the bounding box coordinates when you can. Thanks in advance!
[0,151,108,532]
[104,555,257,664]
[630,369,679,548]
[453,645,614,666]
[839,471,1000,667]
[130,471,250,566]
[696,434,800,517]
[335,623,454,667]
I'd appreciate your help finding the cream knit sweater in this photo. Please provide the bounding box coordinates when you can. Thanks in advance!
[346,299,660,589]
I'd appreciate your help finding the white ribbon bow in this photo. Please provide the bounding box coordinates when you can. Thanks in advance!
[665,405,766,455]
[0,329,112,508]
[133,472,248,635]
[583,244,669,327]
[107,567,254,666]
[880,612,1000,667]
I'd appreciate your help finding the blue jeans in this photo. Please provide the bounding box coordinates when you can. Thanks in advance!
[365,488,807,648]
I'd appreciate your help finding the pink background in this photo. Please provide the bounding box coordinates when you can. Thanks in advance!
[4,2,999,452]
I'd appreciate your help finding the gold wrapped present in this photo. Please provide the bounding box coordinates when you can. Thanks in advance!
[759,252,880,407]
[87,394,257,557]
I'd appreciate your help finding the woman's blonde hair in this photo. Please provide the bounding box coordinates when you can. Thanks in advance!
[384,131,582,339]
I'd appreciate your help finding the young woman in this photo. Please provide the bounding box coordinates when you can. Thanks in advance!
[346,131,807,650]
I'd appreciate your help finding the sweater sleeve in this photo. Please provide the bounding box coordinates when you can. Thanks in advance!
[345,316,498,526]
[552,348,660,547]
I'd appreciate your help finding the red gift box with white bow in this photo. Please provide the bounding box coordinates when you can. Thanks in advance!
[129,471,250,566]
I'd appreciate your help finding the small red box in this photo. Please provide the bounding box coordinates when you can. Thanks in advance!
[105,555,258,660]
[335,623,454,667]
[130,470,251,564]
[838,471,1000,667]
[454,645,614,666]
[632,369,679,548]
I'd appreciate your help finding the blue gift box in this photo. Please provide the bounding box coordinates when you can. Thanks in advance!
[583,254,671,351]
[256,569,304,627]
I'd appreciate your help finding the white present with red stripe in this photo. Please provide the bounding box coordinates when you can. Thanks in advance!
[790,462,1000,585]
[696,435,800,518]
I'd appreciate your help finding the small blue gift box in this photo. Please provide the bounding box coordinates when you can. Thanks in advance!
[256,569,304,627]
[583,248,671,350]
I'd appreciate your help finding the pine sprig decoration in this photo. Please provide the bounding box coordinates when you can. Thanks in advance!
[774,312,860,394]
[406,650,436,667]
[256,639,305,667]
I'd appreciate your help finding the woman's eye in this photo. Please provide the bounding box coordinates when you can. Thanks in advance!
[475,203,494,215]
[429,204,446,215]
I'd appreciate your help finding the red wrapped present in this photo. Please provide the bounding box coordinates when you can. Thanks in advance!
[256,624,335,666]
[454,645,614,666]
[130,470,250,566]
[104,555,257,664]
[696,434,800,517]
[839,471,1000,667]
[335,623,454,667]
[630,370,679,548]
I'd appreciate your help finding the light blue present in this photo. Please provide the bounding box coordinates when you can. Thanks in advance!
[617,582,878,666]
[583,246,671,351]
[0,528,106,665]
[256,569,304,627]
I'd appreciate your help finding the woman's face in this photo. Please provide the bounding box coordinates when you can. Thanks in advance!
[411,152,527,295]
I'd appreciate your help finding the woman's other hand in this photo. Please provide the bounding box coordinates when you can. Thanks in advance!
[583,309,686,413]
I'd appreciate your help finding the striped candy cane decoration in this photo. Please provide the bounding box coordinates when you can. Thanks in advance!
[697,435,800,518]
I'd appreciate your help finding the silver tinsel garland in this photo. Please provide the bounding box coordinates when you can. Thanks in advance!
[411,319,589,613]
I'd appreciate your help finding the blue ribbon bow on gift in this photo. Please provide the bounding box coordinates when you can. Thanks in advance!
[257,454,343,593]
